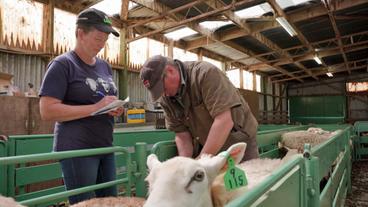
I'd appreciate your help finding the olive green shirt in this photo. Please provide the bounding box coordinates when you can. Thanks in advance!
[160,60,258,153]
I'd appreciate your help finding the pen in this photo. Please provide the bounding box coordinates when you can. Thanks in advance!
[96,91,105,97]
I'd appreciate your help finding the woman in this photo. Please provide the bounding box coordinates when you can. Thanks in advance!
[39,8,123,204]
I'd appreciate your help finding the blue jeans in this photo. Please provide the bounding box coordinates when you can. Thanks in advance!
[60,153,117,204]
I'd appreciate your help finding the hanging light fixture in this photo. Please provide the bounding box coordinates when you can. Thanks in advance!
[276,17,297,37]
[314,56,322,64]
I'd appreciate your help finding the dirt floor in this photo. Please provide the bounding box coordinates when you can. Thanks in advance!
[345,161,368,207]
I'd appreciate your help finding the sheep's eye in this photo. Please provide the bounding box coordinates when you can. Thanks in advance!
[185,170,205,193]
[193,170,204,181]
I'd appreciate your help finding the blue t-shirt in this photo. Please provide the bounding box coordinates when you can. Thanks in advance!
[39,51,117,151]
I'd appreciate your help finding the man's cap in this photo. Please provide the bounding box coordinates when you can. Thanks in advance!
[76,8,119,37]
[140,55,168,102]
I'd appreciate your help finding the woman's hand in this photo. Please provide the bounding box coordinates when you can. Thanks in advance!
[95,95,117,109]
[108,107,124,117]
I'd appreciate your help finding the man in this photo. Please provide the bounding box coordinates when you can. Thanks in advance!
[140,55,259,161]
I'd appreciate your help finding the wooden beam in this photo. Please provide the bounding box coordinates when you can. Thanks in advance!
[204,0,303,82]
[121,0,130,21]
[323,0,351,74]
[247,39,368,68]
[334,15,368,20]
[128,0,207,29]
[130,0,261,71]
[267,0,318,80]
[272,61,367,83]
[186,37,216,50]
[127,0,259,43]
[205,0,251,34]
[185,0,368,49]
[42,0,54,54]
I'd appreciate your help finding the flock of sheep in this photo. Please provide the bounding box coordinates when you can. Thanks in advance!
[0,127,340,207]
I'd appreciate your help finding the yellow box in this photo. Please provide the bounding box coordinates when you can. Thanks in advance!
[127,109,145,124]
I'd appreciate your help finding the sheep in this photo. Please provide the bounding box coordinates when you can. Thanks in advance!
[280,127,345,192]
[0,195,26,207]
[0,195,145,207]
[70,196,145,207]
[280,127,341,152]
[144,142,296,207]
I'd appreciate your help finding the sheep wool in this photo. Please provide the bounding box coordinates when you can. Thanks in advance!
[0,195,26,207]
[280,128,338,152]
[70,197,145,207]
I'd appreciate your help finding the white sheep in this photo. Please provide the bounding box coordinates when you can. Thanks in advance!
[280,128,341,152]
[144,143,295,207]
[70,196,145,207]
[0,195,25,207]
[306,127,331,135]
[0,195,145,207]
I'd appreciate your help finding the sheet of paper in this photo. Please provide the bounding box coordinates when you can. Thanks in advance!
[91,97,129,116]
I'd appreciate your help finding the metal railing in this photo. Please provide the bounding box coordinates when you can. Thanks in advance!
[0,145,147,207]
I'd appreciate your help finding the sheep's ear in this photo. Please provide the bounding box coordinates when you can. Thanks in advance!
[200,155,228,182]
[147,154,161,170]
[226,142,247,164]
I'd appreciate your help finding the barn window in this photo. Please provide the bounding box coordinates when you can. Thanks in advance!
[203,56,222,70]
[347,82,368,93]
[173,47,198,61]
[226,68,240,88]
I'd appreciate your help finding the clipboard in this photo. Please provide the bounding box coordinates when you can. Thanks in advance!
[91,97,129,116]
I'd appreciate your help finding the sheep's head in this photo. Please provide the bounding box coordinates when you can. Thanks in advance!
[144,143,247,207]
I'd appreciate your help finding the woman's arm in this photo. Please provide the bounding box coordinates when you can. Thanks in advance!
[40,95,118,122]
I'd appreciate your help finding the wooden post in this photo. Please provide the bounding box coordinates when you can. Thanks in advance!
[198,48,203,61]
[118,0,130,100]
[168,39,174,58]
[239,68,244,89]
[0,6,3,44]
[252,71,257,91]
[272,83,276,124]
[262,76,268,124]
[42,0,54,54]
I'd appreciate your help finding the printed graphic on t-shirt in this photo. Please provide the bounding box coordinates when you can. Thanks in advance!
[85,77,117,95]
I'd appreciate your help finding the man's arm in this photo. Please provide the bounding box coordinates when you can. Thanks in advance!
[175,131,193,157]
[200,109,234,156]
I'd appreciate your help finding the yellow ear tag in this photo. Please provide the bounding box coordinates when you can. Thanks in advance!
[224,157,248,191]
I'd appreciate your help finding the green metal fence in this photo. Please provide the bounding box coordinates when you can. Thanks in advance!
[151,124,353,207]
[0,140,7,195]
[310,126,351,207]
[151,125,310,162]
[353,121,368,160]
[0,129,174,206]
[0,124,353,207]
[289,96,346,124]
[0,145,147,207]
[226,155,306,207]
